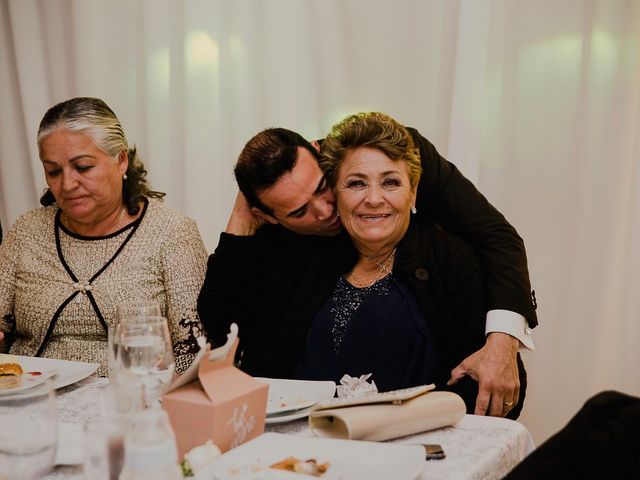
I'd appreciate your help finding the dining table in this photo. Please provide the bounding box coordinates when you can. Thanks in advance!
[45,377,534,480]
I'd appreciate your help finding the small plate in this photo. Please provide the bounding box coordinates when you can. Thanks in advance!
[256,378,336,418]
[265,405,316,425]
[0,354,99,390]
[267,398,318,416]
[0,368,56,395]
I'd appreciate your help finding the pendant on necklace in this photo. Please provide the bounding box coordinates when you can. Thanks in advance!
[73,281,92,302]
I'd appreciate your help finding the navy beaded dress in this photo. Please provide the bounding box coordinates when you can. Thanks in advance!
[295,273,439,392]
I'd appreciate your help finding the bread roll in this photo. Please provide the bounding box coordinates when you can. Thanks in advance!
[0,362,23,389]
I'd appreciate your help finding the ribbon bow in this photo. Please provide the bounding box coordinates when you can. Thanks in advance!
[336,373,378,399]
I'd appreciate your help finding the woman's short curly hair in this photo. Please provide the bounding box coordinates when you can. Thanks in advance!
[37,97,164,214]
[320,112,422,188]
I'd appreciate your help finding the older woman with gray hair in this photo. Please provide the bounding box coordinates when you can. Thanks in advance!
[0,97,207,376]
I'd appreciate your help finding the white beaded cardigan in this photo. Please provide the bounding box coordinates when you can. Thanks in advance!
[0,198,208,376]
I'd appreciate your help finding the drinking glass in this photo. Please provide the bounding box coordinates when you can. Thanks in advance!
[0,379,57,479]
[83,416,128,480]
[115,301,162,324]
[114,316,175,407]
[110,301,162,379]
[101,376,145,417]
[120,409,181,480]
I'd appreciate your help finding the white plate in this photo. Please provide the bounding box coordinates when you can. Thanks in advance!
[0,354,99,390]
[265,405,317,425]
[256,378,336,417]
[195,432,425,480]
[268,397,317,416]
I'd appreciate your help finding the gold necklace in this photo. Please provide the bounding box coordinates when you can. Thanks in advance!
[349,248,396,288]
[63,207,127,235]
[366,249,396,275]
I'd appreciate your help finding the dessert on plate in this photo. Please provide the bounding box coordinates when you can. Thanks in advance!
[271,457,330,477]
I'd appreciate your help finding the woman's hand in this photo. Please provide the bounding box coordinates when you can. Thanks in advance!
[447,332,520,417]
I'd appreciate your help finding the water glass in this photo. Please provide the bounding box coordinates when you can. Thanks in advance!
[0,379,57,479]
[101,377,145,417]
[110,301,163,379]
[116,301,162,324]
[83,417,128,480]
[120,409,182,480]
[114,316,175,407]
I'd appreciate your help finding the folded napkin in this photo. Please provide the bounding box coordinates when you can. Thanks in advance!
[308,390,465,442]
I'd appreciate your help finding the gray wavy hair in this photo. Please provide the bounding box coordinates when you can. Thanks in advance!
[38,97,164,214]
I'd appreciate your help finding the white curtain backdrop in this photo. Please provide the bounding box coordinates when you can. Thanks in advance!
[1,0,639,444]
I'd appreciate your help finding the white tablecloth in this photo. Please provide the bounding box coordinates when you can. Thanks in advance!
[46,379,534,480]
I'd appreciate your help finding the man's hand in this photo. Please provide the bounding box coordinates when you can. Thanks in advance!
[225,192,266,236]
[447,332,520,417]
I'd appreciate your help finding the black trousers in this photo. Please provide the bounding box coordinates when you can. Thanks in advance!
[505,390,640,479]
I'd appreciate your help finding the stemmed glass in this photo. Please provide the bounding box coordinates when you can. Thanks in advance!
[109,301,163,379]
[113,316,176,407]
[116,301,163,324]
[0,378,57,479]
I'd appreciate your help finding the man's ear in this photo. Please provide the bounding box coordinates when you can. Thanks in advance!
[251,206,278,225]
[311,140,320,153]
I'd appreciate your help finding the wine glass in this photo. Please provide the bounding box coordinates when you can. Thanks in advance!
[0,378,57,479]
[109,301,163,378]
[116,301,163,324]
[101,376,145,417]
[114,316,176,407]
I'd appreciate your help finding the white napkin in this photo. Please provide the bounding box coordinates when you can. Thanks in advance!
[309,390,466,442]
[55,422,84,465]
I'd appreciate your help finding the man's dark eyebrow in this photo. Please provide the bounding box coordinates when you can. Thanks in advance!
[285,176,327,218]
[314,175,327,194]
[286,204,306,218]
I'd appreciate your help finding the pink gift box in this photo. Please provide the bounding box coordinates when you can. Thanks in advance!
[162,339,268,458]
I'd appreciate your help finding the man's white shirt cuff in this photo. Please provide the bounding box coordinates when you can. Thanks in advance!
[486,309,535,351]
